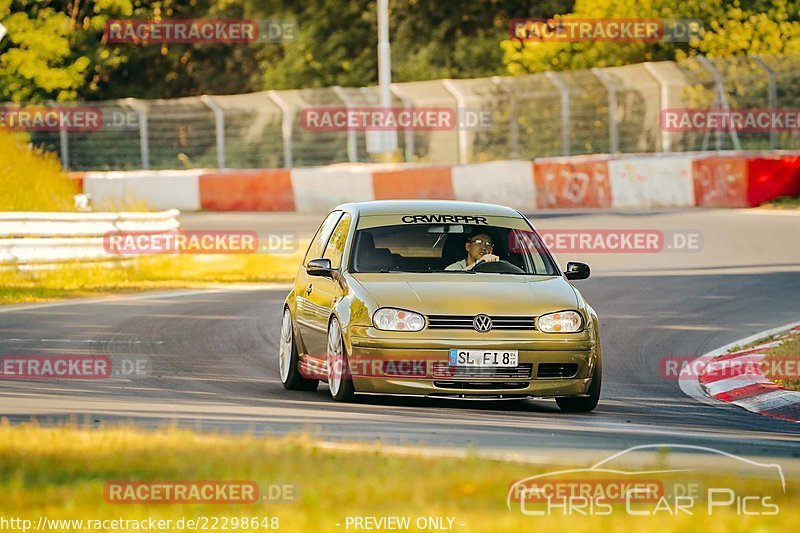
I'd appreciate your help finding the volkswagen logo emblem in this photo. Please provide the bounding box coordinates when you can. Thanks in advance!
[472,314,493,332]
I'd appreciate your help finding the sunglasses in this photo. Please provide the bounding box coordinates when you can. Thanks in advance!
[469,238,494,248]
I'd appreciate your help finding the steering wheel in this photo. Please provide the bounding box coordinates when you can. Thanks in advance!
[470,259,525,274]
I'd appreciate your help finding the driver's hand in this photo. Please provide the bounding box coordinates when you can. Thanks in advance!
[466,254,499,270]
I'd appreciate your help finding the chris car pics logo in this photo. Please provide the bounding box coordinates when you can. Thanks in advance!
[507,444,784,516]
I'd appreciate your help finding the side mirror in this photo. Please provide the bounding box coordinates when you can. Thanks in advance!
[307,257,334,278]
[564,261,590,280]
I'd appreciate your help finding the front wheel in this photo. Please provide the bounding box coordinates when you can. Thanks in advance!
[279,309,318,391]
[556,358,601,413]
[327,318,355,402]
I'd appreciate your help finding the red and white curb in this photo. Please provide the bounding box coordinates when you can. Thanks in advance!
[680,321,800,422]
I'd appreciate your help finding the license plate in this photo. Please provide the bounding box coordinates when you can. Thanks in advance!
[448,349,519,367]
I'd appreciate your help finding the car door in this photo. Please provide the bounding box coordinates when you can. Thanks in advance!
[296,211,343,357]
[303,212,352,359]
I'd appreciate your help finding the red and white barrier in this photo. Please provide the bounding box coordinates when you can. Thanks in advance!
[199,169,294,211]
[534,156,612,209]
[451,161,536,211]
[609,155,695,208]
[291,164,376,213]
[692,154,800,207]
[83,170,202,211]
[72,151,800,212]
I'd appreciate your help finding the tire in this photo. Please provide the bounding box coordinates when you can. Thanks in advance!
[279,308,318,391]
[327,317,355,402]
[556,358,601,413]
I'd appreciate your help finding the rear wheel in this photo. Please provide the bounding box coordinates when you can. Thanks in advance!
[327,318,355,402]
[279,309,318,391]
[556,358,601,413]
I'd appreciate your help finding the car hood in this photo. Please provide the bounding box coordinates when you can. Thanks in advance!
[351,273,579,316]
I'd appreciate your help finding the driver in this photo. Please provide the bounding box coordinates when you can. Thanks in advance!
[445,233,499,270]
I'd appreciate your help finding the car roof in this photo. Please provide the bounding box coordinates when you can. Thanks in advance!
[334,200,523,218]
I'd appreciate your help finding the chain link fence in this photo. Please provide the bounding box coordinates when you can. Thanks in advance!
[19,54,800,170]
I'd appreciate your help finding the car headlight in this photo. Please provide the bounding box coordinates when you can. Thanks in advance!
[537,311,583,333]
[373,308,425,331]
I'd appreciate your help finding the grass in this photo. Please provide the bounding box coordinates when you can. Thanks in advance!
[0,130,150,212]
[0,252,304,305]
[762,331,800,391]
[725,332,783,354]
[759,195,800,210]
[0,131,78,212]
[0,423,796,532]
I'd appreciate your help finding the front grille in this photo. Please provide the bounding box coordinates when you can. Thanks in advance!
[432,362,533,379]
[537,363,579,378]
[433,381,530,390]
[426,315,536,330]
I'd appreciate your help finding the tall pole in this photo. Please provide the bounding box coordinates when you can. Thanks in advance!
[377,0,391,110]
[375,0,397,156]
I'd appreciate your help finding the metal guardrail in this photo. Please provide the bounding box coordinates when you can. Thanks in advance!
[0,209,180,267]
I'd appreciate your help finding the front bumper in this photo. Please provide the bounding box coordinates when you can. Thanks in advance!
[347,330,598,398]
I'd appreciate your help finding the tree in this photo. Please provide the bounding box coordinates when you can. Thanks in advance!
[250,0,575,89]
[500,0,800,75]
[0,0,272,101]
[685,0,800,58]
[0,0,133,102]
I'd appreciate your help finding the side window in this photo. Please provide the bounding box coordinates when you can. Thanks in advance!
[304,211,343,264]
[322,213,352,269]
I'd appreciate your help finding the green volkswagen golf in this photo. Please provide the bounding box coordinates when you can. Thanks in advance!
[279,200,602,412]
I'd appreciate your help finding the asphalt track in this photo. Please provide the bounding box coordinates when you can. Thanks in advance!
[2,208,800,464]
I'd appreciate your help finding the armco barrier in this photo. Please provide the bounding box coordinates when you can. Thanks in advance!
[0,210,180,267]
[70,151,800,213]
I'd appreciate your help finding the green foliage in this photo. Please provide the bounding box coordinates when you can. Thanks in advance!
[98,0,271,99]
[0,0,272,101]
[684,1,800,58]
[0,0,576,100]
[502,0,800,74]
[0,0,132,102]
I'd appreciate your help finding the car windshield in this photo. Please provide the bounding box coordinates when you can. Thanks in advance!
[349,223,559,275]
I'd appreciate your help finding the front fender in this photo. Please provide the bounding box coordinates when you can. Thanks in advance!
[331,277,372,359]
[284,288,297,316]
